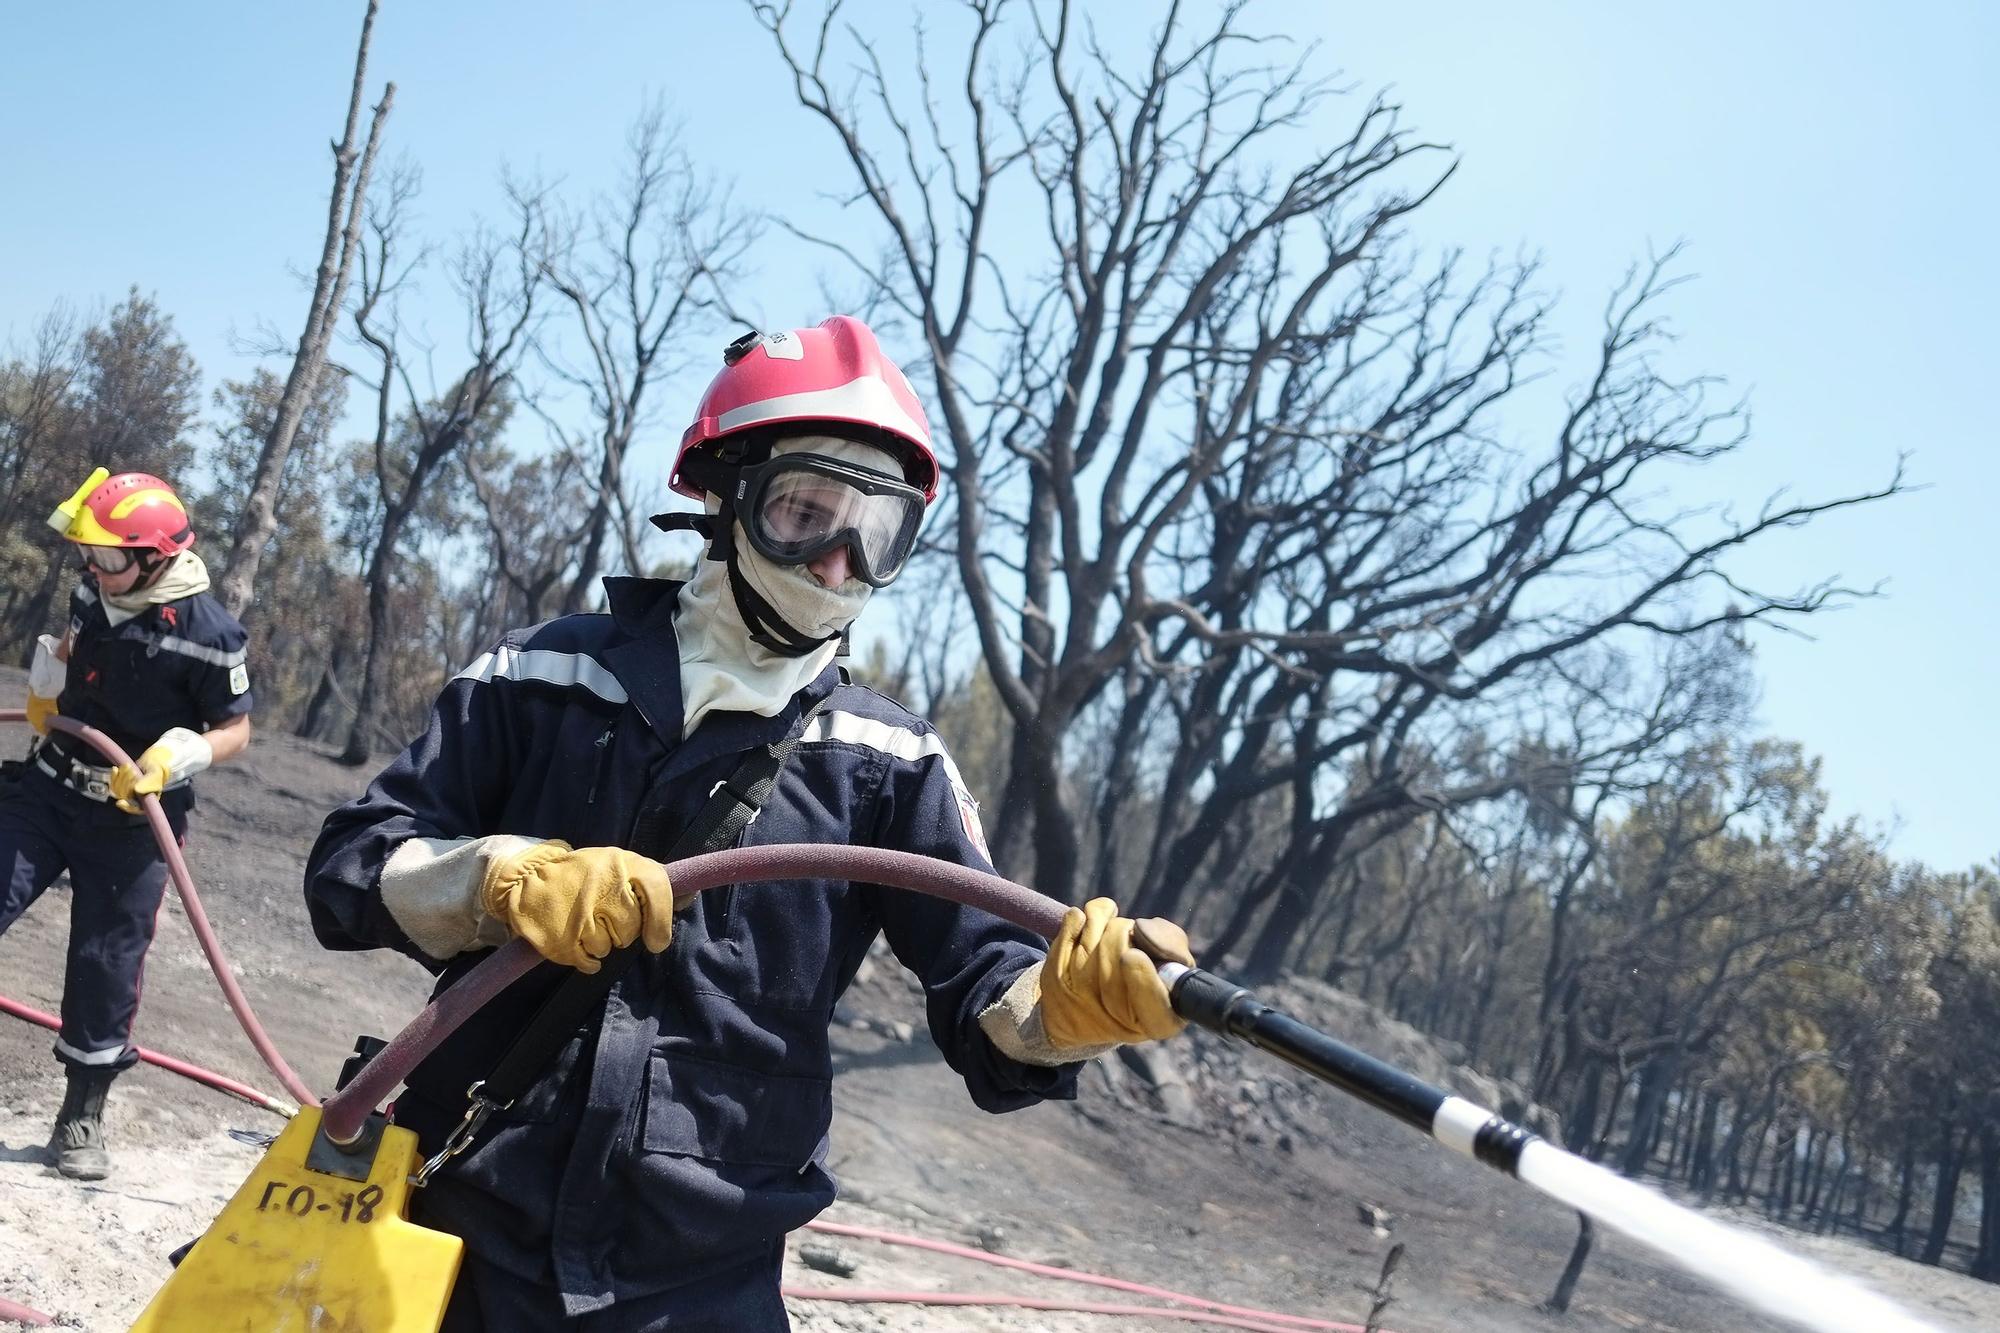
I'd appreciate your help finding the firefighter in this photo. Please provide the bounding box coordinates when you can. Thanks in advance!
[305,317,1195,1330]
[2,469,253,1179]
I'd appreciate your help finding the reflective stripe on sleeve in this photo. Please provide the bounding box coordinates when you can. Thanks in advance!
[452,646,630,707]
[148,633,247,668]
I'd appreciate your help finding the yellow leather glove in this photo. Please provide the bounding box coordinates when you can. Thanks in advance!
[110,727,213,814]
[1039,897,1195,1050]
[25,693,58,736]
[109,755,167,812]
[479,840,676,973]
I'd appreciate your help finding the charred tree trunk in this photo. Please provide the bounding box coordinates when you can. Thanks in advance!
[1243,818,1350,982]
[12,557,67,666]
[1619,1054,1678,1178]
[1889,1131,1917,1257]
[1771,1121,1800,1219]
[1800,1127,1829,1221]
[296,644,350,742]
[1565,1063,1605,1155]
[562,440,622,616]
[987,711,1085,904]
[1591,1075,1630,1163]
[1919,1120,1972,1267]
[987,724,1041,879]
[340,505,411,765]
[219,2,392,618]
[1817,1145,1852,1237]
[1972,1125,1999,1281]
[1736,1117,1769,1204]
[1242,868,1319,982]
[1664,1081,1692,1179]
[1690,1092,1721,1195]
[1541,1214,1594,1314]
[1848,1149,1874,1238]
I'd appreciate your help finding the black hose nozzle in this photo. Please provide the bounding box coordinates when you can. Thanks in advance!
[1160,963,1536,1176]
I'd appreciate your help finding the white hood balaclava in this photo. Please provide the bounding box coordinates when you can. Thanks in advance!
[100,549,211,627]
[673,435,902,736]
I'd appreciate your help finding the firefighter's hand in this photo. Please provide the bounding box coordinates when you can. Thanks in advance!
[109,758,166,813]
[479,841,675,973]
[1039,898,1195,1050]
[25,693,58,736]
[110,728,213,814]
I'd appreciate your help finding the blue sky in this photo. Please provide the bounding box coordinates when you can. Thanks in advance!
[2,2,1994,871]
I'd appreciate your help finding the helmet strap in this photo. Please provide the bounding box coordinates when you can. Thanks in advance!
[131,548,172,589]
[649,511,719,549]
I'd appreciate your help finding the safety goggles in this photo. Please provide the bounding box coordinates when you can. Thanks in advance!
[79,544,137,574]
[733,453,925,588]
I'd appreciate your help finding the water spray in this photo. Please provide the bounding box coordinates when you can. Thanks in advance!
[1160,963,1942,1333]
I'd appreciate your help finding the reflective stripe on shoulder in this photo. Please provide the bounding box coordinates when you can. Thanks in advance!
[453,645,629,706]
[806,708,990,855]
[75,582,98,606]
[148,633,247,668]
[803,710,973,795]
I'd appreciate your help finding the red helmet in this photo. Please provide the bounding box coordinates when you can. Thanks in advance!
[54,470,195,555]
[671,316,938,502]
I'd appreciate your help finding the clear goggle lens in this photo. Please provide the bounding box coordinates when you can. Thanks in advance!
[743,457,924,587]
[80,544,137,574]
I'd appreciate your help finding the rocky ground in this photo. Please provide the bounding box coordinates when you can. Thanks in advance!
[0,675,1989,1331]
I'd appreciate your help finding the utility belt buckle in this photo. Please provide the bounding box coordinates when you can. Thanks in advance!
[412,1080,511,1188]
[69,753,117,801]
[37,748,116,802]
[67,752,118,802]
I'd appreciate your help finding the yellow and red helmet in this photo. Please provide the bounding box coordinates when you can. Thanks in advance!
[48,468,195,555]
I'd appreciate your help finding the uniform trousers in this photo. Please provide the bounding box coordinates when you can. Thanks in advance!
[0,766,187,1069]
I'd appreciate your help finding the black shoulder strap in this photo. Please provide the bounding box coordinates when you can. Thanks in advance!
[477,696,829,1109]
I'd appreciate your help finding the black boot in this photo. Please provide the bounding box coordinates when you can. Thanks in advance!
[50,1065,118,1181]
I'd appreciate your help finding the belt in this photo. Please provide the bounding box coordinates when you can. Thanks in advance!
[33,743,188,804]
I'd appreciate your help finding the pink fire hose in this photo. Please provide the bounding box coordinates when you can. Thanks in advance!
[0,994,290,1115]
[320,843,1068,1141]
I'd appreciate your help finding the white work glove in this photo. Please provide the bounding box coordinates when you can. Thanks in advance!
[378,834,542,961]
[27,635,65,735]
[110,726,213,812]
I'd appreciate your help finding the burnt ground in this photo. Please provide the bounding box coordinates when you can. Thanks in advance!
[0,668,1989,1332]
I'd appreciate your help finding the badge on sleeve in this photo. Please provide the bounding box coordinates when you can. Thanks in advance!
[955,785,990,861]
[229,663,250,696]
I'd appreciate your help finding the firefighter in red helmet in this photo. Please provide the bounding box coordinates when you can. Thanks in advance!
[3,468,254,1179]
[307,317,1196,1329]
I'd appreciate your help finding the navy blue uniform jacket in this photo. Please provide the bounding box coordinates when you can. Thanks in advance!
[46,577,253,796]
[305,578,1075,1316]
